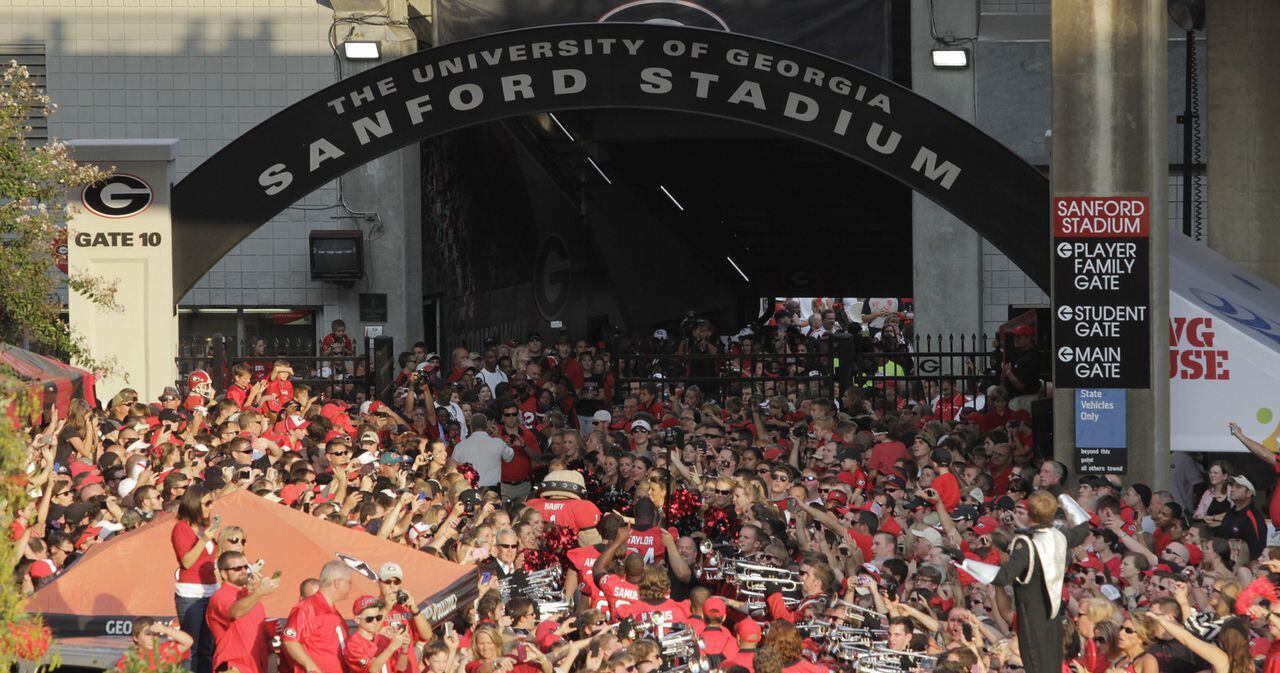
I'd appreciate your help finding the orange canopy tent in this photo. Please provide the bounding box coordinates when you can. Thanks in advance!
[29,490,476,637]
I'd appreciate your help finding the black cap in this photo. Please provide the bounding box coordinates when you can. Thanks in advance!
[993,495,1017,512]
[905,497,930,511]
[158,409,184,423]
[950,504,980,523]
[459,489,483,508]
[931,447,952,466]
[527,332,543,342]
[835,446,859,462]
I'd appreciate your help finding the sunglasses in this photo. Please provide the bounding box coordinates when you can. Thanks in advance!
[227,537,245,545]
[632,428,649,434]
[497,543,518,549]
[381,578,402,586]
[502,412,518,418]
[802,475,817,482]
[714,489,733,496]
[756,467,770,474]
[222,564,250,572]
[233,448,252,454]
[327,451,349,457]
[771,474,790,481]
[360,615,383,623]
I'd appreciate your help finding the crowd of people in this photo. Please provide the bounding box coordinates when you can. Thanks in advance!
[12,308,1280,673]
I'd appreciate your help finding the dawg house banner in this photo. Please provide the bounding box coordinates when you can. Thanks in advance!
[435,0,892,77]
[1170,235,1280,453]
[171,23,1049,299]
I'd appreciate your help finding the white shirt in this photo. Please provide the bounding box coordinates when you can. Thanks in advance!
[450,430,514,487]
[477,367,508,396]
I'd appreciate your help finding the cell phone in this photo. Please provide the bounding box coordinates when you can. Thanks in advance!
[212,515,222,527]
[481,571,493,584]
[272,570,282,580]
[962,623,974,640]
[444,622,455,637]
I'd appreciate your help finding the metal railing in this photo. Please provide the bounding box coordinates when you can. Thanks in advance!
[175,335,381,403]
[612,339,839,404]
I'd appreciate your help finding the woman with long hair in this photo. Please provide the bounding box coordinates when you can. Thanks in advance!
[171,484,220,673]
[762,620,828,672]
[1111,614,1158,673]
[1195,460,1234,526]
[55,398,96,466]
[1074,598,1121,673]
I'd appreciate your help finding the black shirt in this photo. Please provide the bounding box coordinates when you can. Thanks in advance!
[1217,504,1264,558]
[1145,637,1206,673]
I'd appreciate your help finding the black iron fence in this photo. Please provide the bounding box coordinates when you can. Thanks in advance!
[853,333,999,414]
[612,339,840,404]
[175,335,394,403]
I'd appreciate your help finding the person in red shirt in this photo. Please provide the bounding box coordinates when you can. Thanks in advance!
[205,551,280,673]
[282,560,353,673]
[345,595,413,673]
[376,562,433,673]
[928,447,961,512]
[984,430,1015,495]
[497,401,539,500]
[172,486,220,673]
[614,566,691,625]
[592,524,646,620]
[321,320,355,357]
[114,617,192,672]
[865,424,908,478]
[696,598,739,665]
[720,618,762,672]
[527,471,602,534]
[625,499,666,564]
[262,360,295,409]
[762,620,830,673]
[1230,421,1280,529]
[225,364,255,410]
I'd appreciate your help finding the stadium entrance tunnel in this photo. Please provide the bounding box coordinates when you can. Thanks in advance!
[170,22,1049,300]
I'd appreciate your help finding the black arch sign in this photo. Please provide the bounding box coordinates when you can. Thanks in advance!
[171,23,1049,299]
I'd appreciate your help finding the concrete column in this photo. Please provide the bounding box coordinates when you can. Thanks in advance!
[1205,1,1280,283]
[331,14,423,348]
[1051,0,1170,489]
[910,0,983,339]
[67,140,180,401]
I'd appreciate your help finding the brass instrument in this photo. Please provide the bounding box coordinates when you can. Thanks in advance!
[854,649,938,672]
[498,565,566,615]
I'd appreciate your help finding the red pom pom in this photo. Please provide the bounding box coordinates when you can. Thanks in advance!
[521,549,558,572]
[703,507,737,542]
[456,463,479,488]
[1236,576,1279,615]
[666,488,702,520]
[543,523,577,556]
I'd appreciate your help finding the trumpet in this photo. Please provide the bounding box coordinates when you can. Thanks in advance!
[695,540,730,581]
[723,559,799,585]
[829,598,888,623]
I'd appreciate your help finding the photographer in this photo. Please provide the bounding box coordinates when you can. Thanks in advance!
[377,562,433,655]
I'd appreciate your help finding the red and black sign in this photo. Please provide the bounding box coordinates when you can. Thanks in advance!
[1052,196,1151,388]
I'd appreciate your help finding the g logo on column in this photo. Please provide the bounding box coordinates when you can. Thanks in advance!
[82,174,153,218]
[534,235,571,320]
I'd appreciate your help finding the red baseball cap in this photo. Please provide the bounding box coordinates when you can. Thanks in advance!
[280,483,307,506]
[1186,544,1204,565]
[734,618,763,644]
[29,559,57,579]
[1076,555,1105,573]
[285,415,310,432]
[704,597,727,618]
[352,595,383,614]
[972,516,1000,536]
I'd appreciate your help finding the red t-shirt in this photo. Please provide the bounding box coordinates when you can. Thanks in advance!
[226,386,248,411]
[527,498,602,533]
[184,393,208,412]
[597,574,640,619]
[932,472,961,512]
[991,465,1013,495]
[383,604,422,673]
[627,526,665,563]
[1270,461,1280,529]
[344,632,410,673]
[281,592,347,673]
[567,545,606,610]
[978,408,1031,433]
[616,598,691,626]
[500,428,535,483]
[721,650,756,672]
[266,378,294,406]
[1264,638,1280,673]
[699,625,739,660]
[170,521,217,588]
[837,469,868,491]
[845,529,874,562]
[206,583,270,673]
[867,441,908,475]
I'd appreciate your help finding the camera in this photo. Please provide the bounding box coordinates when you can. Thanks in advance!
[662,427,684,447]
[396,590,409,605]
[690,438,707,453]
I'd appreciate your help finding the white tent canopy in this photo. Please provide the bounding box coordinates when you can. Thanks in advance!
[1171,234,1280,452]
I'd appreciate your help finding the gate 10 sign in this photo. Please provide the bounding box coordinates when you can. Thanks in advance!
[1052,196,1152,389]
